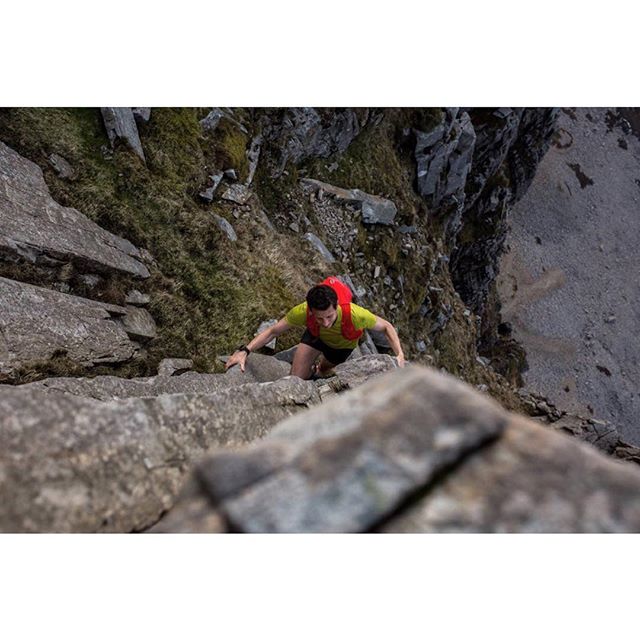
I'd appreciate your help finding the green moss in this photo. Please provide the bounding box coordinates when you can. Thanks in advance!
[210,118,250,182]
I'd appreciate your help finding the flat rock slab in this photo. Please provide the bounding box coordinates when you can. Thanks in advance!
[0,276,139,376]
[0,141,149,278]
[0,376,320,532]
[382,415,640,533]
[194,366,507,532]
[17,353,293,400]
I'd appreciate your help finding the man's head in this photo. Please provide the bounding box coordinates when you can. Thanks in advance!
[306,284,338,328]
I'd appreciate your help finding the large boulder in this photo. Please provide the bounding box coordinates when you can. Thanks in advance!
[382,414,640,533]
[0,376,321,532]
[0,277,145,377]
[156,364,640,533]
[0,141,150,278]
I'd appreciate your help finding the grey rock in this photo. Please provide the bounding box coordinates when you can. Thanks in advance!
[547,414,620,455]
[301,178,397,225]
[382,414,640,533]
[273,345,298,364]
[224,168,238,181]
[0,376,320,532]
[257,209,276,233]
[0,142,150,278]
[223,352,291,384]
[398,225,417,234]
[329,354,396,390]
[48,153,75,180]
[100,108,145,162]
[147,478,227,533]
[264,108,361,177]
[450,108,558,320]
[336,273,364,301]
[200,109,248,135]
[245,134,262,186]
[0,277,138,377]
[414,109,476,240]
[213,214,237,242]
[303,232,335,263]
[121,305,157,341]
[255,319,278,350]
[125,289,150,306]
[198,172,223,202]
[132,108,151,124]
[369,329,390,349]
[416,340,427,352]
[221,183,251,205]
[157,358,194,377]
[359,330,379,356]
[190,366,507,533]
[200,108,224,133]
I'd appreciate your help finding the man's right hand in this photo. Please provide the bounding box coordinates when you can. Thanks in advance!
[225,350,248,372]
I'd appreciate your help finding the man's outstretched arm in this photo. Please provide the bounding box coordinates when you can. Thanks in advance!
[371,317,406,367]
[225,317,293,372]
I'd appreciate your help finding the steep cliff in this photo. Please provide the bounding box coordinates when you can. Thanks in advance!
[0,108,556,409]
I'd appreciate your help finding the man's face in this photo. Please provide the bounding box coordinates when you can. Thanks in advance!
[312,305,338,328]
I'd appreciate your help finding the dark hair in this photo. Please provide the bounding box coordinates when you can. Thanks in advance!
[306,284,337,311]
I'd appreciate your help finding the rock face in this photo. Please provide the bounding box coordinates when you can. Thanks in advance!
[448,108,558,322]
[415,108,476,219]
[0,375,321,532]
[263,108,363,176]
[156,363,640,533]
[100,108,146,162]
[0,141,150,278]
[0,277,144,377]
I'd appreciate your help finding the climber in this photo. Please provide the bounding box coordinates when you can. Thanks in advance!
[225,276,406,380]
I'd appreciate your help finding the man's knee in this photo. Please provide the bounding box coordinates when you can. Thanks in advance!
[290,344,318,379]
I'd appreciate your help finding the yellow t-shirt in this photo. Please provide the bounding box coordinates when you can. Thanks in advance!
[285,302,378,349]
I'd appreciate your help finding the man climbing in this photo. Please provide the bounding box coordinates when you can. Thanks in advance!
[225,276,405,380]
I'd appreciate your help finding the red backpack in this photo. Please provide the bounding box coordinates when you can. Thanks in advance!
[306,276,363,341]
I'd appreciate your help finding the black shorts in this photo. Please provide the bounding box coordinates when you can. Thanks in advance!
[300,329,354,365]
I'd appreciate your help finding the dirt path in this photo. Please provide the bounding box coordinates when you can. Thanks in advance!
[498,108,640,444]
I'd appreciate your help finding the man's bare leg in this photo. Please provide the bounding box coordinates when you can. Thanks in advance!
[290,343,322,379]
